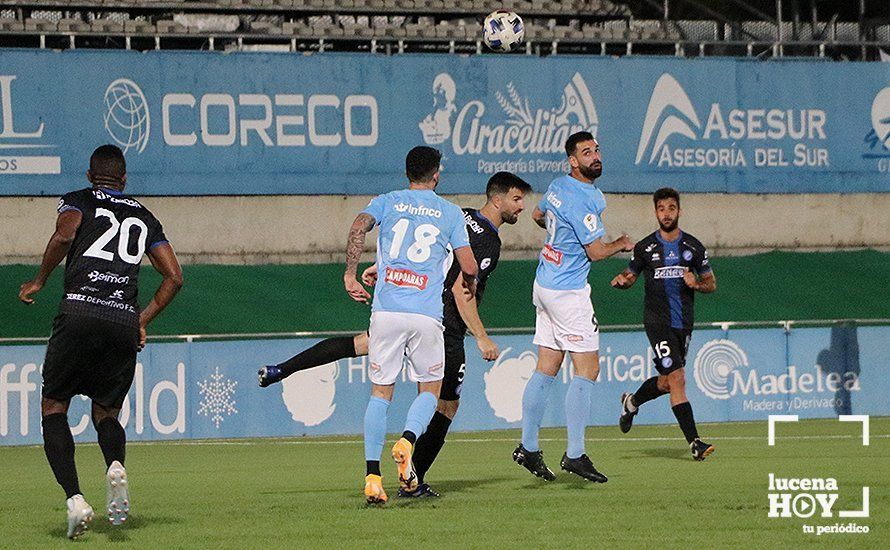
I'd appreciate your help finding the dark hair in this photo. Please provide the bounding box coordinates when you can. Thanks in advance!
[486,171,532,199]
[565,131,595,157]
[89,144,126,180]
[653,187,680,207]
[405,146,442,183]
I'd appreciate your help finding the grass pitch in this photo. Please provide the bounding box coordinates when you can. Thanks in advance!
[1,418,887,549]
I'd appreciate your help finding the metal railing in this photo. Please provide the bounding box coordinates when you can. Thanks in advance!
[2,318,887,344]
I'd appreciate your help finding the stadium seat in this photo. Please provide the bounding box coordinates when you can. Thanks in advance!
[156,20,188,34]
[91,20,125,33]
[124,20,156,34]
[58,19,91,33]
[282,21,311,35]
[24,18,57,32]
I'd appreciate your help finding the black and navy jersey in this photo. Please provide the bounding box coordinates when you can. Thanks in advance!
[56,187,168,327]
[628,231,711,331]
[442,208,502,335]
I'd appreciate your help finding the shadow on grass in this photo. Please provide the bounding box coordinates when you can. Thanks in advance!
[625,447,690,461]
[47,513,184,543]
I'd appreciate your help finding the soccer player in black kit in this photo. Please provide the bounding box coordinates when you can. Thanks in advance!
[610,187,716,461]
[258,172,531,496]
[18,145,183,538]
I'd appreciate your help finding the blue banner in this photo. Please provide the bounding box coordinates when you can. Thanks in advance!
[0,324,883,445]
[0,50,888,195]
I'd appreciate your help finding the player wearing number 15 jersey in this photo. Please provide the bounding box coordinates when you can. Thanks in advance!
[18,145,183,539]
[611,187,717,461]
[344,146,477,504]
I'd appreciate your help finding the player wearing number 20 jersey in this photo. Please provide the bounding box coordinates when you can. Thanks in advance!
[56,186,168,327]
[19,145,183,539]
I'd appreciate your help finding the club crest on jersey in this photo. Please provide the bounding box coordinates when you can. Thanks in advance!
[542,244,563,266]
[384,266,428,290]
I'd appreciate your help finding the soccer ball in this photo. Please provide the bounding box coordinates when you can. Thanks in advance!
[482,10,525,52]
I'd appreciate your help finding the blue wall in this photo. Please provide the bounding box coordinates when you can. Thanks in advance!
[0,50,888,195]
[0,324,882,445]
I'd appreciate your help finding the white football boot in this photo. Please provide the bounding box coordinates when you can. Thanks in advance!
[66,494,94,539]
[106,460,130,525]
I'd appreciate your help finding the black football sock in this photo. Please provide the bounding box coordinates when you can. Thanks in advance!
[96,417,126,468]
[672,402,699,443]
[632,376,668,408]
[366,460,381,476]
[413,411,453,484]
[277,336,357,377]
[42,414,81,499]
[401,431,417,445]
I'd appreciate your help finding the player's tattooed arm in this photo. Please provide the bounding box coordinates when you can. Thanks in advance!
[344,213,375,303]
[611,269,638,289]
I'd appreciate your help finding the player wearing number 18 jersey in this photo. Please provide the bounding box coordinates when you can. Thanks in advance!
[611,187,717,460]
[18,145,183,539]
[343,146,478,504]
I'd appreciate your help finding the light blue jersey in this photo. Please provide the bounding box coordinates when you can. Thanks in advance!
[535,175,607,291]
[362,189,470,321]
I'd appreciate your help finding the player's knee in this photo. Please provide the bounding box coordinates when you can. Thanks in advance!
[41,398,69,417]
[354,332,369,356]
[437,399,459,419]
[668,369,686,388]
[91,402,121,426]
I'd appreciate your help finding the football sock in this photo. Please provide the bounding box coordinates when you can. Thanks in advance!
[521,370,555,452]
[96,417,126,468]
[632,376,668,408]
[672,402,699,443]
[565,375,595,459]
[403,391,437,443]
[413,411,452,483]
[364,396,390,469]
[366,461,381,476]
[278,336,357,377]
[42,413,81,499]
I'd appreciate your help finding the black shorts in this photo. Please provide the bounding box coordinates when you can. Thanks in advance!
[42,314,139,409]
[439,331,466,401]
[645,325,691,375]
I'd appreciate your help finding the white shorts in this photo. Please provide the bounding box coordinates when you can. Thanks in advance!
[368,311,445,385]
[532,281,600,353]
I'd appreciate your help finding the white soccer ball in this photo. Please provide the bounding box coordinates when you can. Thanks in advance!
[482,10,525,52]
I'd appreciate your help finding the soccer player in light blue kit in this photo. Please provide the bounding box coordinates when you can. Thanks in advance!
[344,146,478,504]
[513,131,633,482]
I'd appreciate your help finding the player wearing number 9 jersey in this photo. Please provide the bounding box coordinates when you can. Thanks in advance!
[514,132,633,484]
[18,145,183,539]
[344,146,477,504]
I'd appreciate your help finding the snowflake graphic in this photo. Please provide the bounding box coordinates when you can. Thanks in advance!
[197,367,238,429]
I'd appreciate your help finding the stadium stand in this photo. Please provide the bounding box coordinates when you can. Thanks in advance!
[0,0,886,59]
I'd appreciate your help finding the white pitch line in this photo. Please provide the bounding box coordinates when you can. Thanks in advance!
[123,433,890,447]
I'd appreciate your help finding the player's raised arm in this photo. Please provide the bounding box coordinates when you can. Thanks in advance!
[344,212,376,303]
[140,242,184,348]
[19,209,83,304]
[585,234,633,262]
[453,245,478,298]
